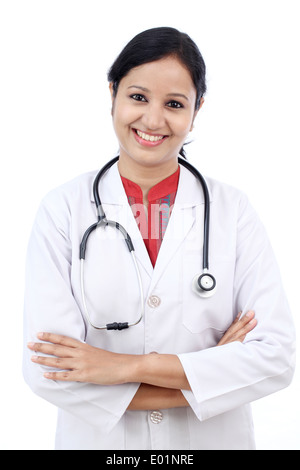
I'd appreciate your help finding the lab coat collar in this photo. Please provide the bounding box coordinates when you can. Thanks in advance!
[90,161,129,206]
[90,160,212,207]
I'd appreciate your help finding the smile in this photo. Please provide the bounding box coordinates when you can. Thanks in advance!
[132,129,168,147]
[136,129,165,142]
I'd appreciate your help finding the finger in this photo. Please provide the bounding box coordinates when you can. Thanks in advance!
[224,311,254,336]
[238,310,255,326]
[232,312,242,325]
[27,341,76,358]
[243,317,257,334]
[43,370,75,381]
[31,355,77,370]
[217,312,257,346]
[234,318,258,342]
[37,332,82,348]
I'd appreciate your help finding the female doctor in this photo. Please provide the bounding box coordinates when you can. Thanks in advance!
[24,27,295,450]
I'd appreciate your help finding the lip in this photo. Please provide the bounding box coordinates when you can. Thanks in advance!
[132,128,168,147]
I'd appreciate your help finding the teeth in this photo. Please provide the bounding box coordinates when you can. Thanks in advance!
[136,130,164,142]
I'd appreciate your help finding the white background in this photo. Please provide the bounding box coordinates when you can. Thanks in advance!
[0,0,299,450]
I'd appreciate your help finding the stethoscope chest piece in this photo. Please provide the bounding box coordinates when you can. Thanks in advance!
[192,271,217,298]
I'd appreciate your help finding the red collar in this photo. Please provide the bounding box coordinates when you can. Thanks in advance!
[120,166,180,267]
[121,166,180,202]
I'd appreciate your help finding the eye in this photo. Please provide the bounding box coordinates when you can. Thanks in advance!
[130,94,147,102]
[166,100,184,109]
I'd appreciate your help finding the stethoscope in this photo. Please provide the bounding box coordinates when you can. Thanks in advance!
[80,156,216,331]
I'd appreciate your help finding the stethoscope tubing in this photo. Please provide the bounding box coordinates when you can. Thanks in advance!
[79,155,214,331]
[80,250,144,330]
[178,157,210,271]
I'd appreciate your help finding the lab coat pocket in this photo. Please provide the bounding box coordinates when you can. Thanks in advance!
[182,298,229,336]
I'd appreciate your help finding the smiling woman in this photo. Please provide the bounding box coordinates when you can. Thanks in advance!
[23,27,295,451]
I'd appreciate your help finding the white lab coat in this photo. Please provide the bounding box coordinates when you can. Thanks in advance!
[23,161,295,450]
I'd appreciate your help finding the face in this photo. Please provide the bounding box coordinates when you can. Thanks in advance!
[110,56,203,173]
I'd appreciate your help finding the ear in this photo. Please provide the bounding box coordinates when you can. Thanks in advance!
[199,96,205,110]
[190,97,204,131]
[109,82,115,116]
[109,82,114,99]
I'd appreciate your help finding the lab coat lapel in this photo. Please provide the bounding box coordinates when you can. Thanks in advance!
[123,211,154,278]
[148,164,206,293]
[148,205,195,292]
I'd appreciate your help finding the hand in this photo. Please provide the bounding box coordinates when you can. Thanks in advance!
[28,333,189,390]
[28,332,133,384]
[217,311,257,346]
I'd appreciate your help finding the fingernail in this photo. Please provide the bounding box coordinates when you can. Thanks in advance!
[37,332,44,339]
[27,342,35,348]
[246,311,254,318]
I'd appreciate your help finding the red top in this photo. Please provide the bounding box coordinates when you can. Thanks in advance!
[121,167,180,266]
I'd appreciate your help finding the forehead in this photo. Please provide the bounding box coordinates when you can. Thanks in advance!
[119,56,196,99]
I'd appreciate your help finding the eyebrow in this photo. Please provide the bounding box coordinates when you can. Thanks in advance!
[128,85,150,93]
[166,93,189,102]
[127,86,189,102]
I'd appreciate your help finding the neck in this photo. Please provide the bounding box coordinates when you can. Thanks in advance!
[118,155,178,205]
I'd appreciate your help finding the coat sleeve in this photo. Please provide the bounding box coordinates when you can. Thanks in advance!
[178,194,296,421]
[23,194,139,433]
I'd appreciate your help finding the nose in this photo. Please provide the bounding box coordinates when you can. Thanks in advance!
[141,102,166,131]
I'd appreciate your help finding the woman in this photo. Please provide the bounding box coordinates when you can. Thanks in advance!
[24,27,295,450]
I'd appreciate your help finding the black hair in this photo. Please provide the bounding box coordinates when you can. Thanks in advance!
[107,27,207,158]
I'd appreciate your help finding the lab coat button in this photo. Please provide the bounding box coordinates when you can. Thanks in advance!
[150,410,163,424]
[147,295,161,308]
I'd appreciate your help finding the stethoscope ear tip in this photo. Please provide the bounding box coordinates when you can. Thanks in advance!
[192,273,217,298]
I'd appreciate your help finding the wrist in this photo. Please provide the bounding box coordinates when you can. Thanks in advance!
[130,353,158,384]
[121,353,146,384]
[123,353,158,384]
